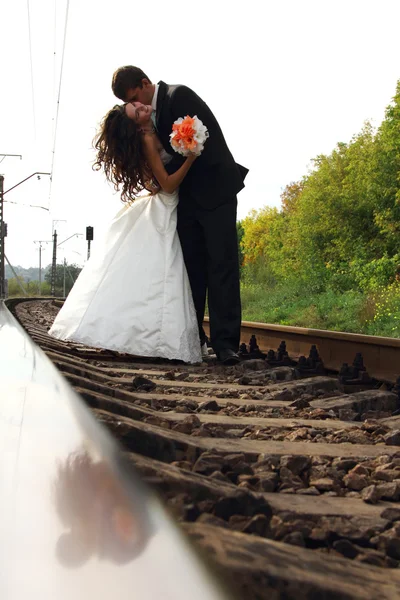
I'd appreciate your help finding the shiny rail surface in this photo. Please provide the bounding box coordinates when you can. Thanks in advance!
[0,300,228,600]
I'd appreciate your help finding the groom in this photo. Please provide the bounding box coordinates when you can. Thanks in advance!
[112,66,248,365]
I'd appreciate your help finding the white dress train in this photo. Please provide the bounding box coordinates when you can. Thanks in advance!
[48,189,202,364]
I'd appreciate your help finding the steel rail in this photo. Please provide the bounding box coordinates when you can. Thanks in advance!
[203,318,400,383]
[6,297,400,381]
[0,300,229,600]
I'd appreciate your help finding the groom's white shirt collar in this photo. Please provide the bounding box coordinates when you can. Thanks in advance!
[151,83,159,112]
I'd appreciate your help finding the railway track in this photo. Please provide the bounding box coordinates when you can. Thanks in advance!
[7,297,400,599]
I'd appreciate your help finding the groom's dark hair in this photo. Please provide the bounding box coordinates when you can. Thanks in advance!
[112,66,152,100]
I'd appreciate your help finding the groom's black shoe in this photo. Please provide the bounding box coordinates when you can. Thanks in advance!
[218,348,240,366]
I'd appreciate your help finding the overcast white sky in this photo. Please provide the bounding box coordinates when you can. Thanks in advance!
[1,0,400,269]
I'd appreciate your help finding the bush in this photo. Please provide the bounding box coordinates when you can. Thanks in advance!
[364,282,400,337]
[350,254,400,293]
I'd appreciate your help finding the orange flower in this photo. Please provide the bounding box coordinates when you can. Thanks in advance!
[170,115,209,156]
[171,116,196,150]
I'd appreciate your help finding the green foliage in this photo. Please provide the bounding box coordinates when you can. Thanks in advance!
[241,283,366,332]
[44,263,82,295]
[7,263,82,298]
[349,254,400,292]
[7,277,26,297]
[240,79,400,337]
[364,282,400,337]
[7,277,52,298]
[236,220,245,270]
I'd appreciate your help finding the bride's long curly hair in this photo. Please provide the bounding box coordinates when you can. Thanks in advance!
[93,104,156,202]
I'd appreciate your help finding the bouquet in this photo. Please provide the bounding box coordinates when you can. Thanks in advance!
[169,115,209,157]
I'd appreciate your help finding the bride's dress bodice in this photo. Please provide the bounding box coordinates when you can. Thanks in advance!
[159,148,172,166]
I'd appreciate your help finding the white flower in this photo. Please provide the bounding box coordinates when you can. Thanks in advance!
[169,115,209,157]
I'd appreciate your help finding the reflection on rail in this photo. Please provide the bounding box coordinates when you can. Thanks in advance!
[0,301,229,600]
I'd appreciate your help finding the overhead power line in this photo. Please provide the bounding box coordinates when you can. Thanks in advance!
[51,0,57,144]
[4,198,49,211]
[48,0,70,207]
[26,0,37,139]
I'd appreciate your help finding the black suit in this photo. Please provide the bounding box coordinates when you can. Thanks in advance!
[155,81,248,353]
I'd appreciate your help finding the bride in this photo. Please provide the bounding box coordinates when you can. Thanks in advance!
[48,101,202,364]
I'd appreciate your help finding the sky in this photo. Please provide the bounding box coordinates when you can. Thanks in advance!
[1,0,400,269]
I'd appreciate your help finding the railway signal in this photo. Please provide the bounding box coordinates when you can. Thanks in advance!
[86,226,94,260]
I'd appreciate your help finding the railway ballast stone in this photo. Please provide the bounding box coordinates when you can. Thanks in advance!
[374,525,400,559]
[237,375,264,386]
[257,473,279,492]
[172,416,200,435]
[384,429,400,446]
[192,453,223,475]
[273,389,294,401]
[131,375,157,391]
[374,469,400,482]
[198,399,220,412]
[213,490,272,521]
[196,513,230,529]
[289,397,311,409]
[280,455,311,475]
[224,512,271,538]
[381,508,400,521]
[361,485,380,504]
[376,482,400,501]
[282,531,306,547]
[310,478,337,492]
[332,458,358,472]
[269,367,299,381]
[310,390,398,419]
[332,539,359,559]
[279,467,305,491]
[338,409,359,421]
[296,486,320,495]
[241,359,268,372]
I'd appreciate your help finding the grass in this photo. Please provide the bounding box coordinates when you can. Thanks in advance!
[241,281,400,338]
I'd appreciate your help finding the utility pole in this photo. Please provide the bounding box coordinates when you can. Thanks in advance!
[51,231,57,297]
[39,245,42,293]
[50,231,82,297]
[63,257,66,298]
[34,240,50,296]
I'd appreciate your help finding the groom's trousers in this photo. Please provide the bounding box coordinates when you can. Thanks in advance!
[177,195,241,354]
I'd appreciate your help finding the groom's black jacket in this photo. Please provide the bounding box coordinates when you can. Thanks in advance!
[155,81,248,209]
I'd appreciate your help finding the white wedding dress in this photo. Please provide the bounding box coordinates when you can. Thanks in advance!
[49,152,201,364]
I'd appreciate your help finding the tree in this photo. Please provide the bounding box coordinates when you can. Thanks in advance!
[280,180,304,213]
[238,79,400,295]
[236,221,245,270]
[44,263,82,296]
[371,80,400,255]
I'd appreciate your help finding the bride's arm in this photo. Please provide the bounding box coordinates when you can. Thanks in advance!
[142,134,196,194]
